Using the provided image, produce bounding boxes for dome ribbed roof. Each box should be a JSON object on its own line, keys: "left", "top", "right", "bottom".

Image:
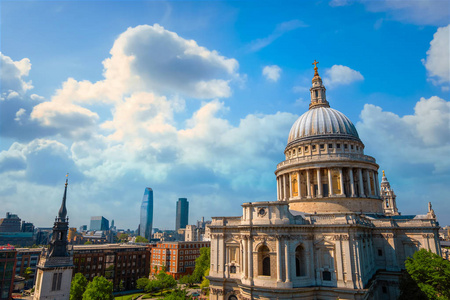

{"left": 288, "top": 107, "right": 360, "bottom": 144}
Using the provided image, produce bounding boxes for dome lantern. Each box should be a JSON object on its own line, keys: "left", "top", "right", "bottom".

{"left": 309, "top": 60, "right": 329, "bottom": 110}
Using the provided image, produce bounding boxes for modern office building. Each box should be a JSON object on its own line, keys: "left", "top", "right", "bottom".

{"left": 139, "top": 188, "right": 153, "bottom": 240}
{"left": 15, "top": 248, "right": 41, "bottom": 289}
{"left": 0, "top": 246, "right": 16, "bottom": 300}
{"left": 90, "top": 216, "right": 109, "bottom": 231}
{"left": 0, "top": 213, "right": 21, "bottom": 232}
{"left": 175, "top": 198, "right": 189, "bottom": 231}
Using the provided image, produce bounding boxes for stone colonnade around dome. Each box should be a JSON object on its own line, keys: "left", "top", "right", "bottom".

{"left": 276, "top": 167, "right": 380, "bottom": 201}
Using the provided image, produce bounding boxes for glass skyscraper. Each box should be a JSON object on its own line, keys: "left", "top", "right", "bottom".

{"left": 90, "top": 216, "right": 109, "bottom": 231}
{"left": 140, "top": 188, "right": 153, "bottom": 240}
{"left": 175, "top": 198, "right": 189, "bottom": 231}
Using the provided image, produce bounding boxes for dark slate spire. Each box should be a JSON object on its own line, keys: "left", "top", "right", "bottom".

{"left": 48, "top": 174, "right": 70, "bottom": 258}
{"left": 58, "top": 174, "right": 68, "bottom": 221}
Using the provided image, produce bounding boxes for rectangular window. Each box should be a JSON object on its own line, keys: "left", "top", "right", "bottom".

{"left": 57, "top": 273, "right": 62, "bottom": 290}
{"left": 305, "top": 146, "right": 308, "bottom": 152}
{"left": 378, "top": 249, "right": 383, "bottom": 256}
{"left": 336, "top": 144, "right": 341, "bottom": 149}
{"left": 344, "top": 144, "right": 348, "bottom": 149}
{"left": 328, "top": 144, "right": 333, "bottom": 148}
{"left": 51, "top": 273, "right": 58, "bottom": 291}
{"left": 312, "top": 145, "right": 316, "bottom": 150}
{"left": 351, "top": 145, "right": 354, "bottom": 150}
{"left": 320, "top": 144, "right": 324, "bottom": 149}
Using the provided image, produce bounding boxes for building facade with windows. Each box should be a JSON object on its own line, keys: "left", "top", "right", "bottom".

{"left": 15, "top": 248, "right": 41, "bottom": 289}
{"left": 0, "top": 247, "right": 16, "bottom": 300}
{"left": 150, "top": 241, "right": 210, "bottom": 279}
{"left": 72, "top": 244, "right": 150, "bottom": 291}
{"left": 140, "top": 187, "right": 154, "bottom": 241}
{"left": 90, "top": 216, "right": 109, "bottom": 231}
{"left": 175, "top": 198, "right": 189, "bottom": 231}
{"left": 208, "top": 64, "right": 441, "bottom": 300}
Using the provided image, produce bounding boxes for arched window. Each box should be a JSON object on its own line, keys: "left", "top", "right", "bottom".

{"left": 230, "top": 265, "right": 236, "bottom": 274}
{"left": 295, "top": 245, "right": 306, "bottom": 277}
{"left": 228, "top": 296, "right": 238, "bottom": 300}
{"left": 258, "top": 245, "right": 271, "bottom": 276}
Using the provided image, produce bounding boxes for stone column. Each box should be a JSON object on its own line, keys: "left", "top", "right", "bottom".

{"left": 306, "top": 170, "right": 311, "bottom": 198}
{"left": 374, "top": 171, "right": 380, "bottom": 197}
{"left": 349, "top": 168, "right": 356, "bottom": 197}
{"left": 297, "top": 171, "right": 301, "bottom": 198}
{"left": 277, "top": 177, "right": 280, "bottom": 201}
{"left": 248, "top": 238, "right": 253, "bottom": 281}
{"left": 225, "top": 245, "right": 229, "bottom": 278}
{"left": 317, "top": 169, "right": 323, "bottom": 197}
{"left": 276, "top": 236, "right": 282, "bottom": 282}
{"left": 285, "top": 239, "right": 291, "bottom": 282}
{"left": 289, "top": 173, "right": 292, "bottom": 200}
{"left": 284, "top": 174, "right": 289, "bottom": 201}
{"left": 242, "top": 238, "right": 247, "bottom": 278}
{"left": 366, "top": 170, "right": 372, "bottom": 196}
{"left": 328, "top": 168, "right": 334, "bottom": 197}
{"left": 358, "top": 168, "right": 365, "bottom": 197}
{"left": 339, "top": 168, "right": 345, "bottom": 196}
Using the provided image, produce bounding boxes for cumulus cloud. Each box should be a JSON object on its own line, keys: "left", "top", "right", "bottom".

{"left": 358, "top": 96, "right": 450, "bottom": 174}
{"left": 422, "top": 25, "right": 450, "bottom": 90}
{"left": 248, "top": 20, "right": 308, "bottom": 52}
{"left": 0, "top": 53, "right": 33, "bottom": 97}
{"left": 262, "top": 65, "right": 282, "bottom": 82}
{"left": 323, "top": 65, "right": 364, "bottom": 88}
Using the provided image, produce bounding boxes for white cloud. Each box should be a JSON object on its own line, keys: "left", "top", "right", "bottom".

{"left": 0, "top": 53, "right": 33, "bottom": 97}
{"left": 422, "top": 25, "right": 450, "bottom": 89}
{"left": 262, "top": 65, "right": 282, "bottom": 82}
{"left": 323, "top": 65, "right": 364, "bottom": 88}
{"left": 358, "top": 96, "right": 450, "bottom": 173}
{"left": 14, "top": 108, "right": 26, "bottom": 122}
{"left": 248, "top": 20, "right": 308, "bottom": 52}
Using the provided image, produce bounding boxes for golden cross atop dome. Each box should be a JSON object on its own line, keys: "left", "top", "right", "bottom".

{"left": 382, "top": 170, "right": 385, "bottom": 177}
{"left": 312, "top": 60, "right": 319, "bottom": 75}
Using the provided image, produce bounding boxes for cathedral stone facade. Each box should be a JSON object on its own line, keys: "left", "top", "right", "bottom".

{"left": 208, "top": 62, "right": 441, "bottom": 300}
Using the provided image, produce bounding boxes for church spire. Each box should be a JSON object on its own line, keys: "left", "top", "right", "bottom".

{"left": 58, "top": 173, "right": 68, "bottom": 221}
{"left": 309, "top": 60, "right": 330, "bottom": 110}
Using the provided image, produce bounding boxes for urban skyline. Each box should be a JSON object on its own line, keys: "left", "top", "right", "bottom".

{"left": 0, "top": 1, "right": 449, "bottom": 230}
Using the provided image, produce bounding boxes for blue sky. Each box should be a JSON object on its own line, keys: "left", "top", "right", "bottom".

{"left": 1, "top": 0, "right": 449, "bottom": 231}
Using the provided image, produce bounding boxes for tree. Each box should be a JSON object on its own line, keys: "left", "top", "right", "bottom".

{"left": 82, "top": 276, "right": 114, "bottom": 300}
{"left": 403, "top": 249, "right": 450, "bottom": 300}
{"left": 179, "top": 275, "right": 196, "bottom": 287}
{"left": 144, "top": 279, "right": 162, "bottom": 294}
{"left": 118, "top": 280, "right": 125, "bottom": 292}
{"left": 398, "top": 270, "right": 428, "bottom": 300}
{"left": 200, "top": 268, "right": 210, "bottom": 290}
{"left": 24, "top": 267, "right": 33, "bottom": 281}
{"left": 135, "top": 236, "right": 149, "bottom": 243}
{"left": 70, "top": 273, "right": 88, "bottom": 300}
{"left": 118, "top": 233, "right": 129, "bottom": 243}
{"left": 163, "top": 288, "right": 192, "bottom": 300}
{"left": 136, "top": 277, "right": 150, "bottom": 290}
{"left": 84, "top": 241, "right": 92, "bottom": 245}
{"left": 192, "top": 247, "right": 210, "bottom": 282}
{"left": 156, "top": 269, "right": 177, "bottom": 289}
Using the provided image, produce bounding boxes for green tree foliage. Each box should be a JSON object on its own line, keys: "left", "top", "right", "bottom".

{"left": 179, "top": 275, "right": 196, "bottom": 287}
{"left": 156, "top": 269, "right": 177, "bottom": 289}
{"left": 24, "top": 267, "right": 33, "bottom": 281}
{"left": 144, "top": 279, "right": 162, "bottom": 294}
{"left": 70, "top": 273, "right": 88, "bottom": 300}
{"left": 399, "top": 270, "right": 428, "bottom": 300}
{"left": 118, "top": 233, "right": 129, "bottom": 243}
{"left": 135, "top": 236, "right": 149, "bottom": 243}
{"left": 84, "top": 241, "right": 92, "bottom": 245}
{"left": 403, "top": 249, "right": 450, "bottom": 300}
{"left": 136, "top": 277, "right": 150, "bottom": 290}
{"left": 82, "top": 276, "right": 114, "bottom": 300}
{"left": 118, "top": 280, "right": 125, "bottom": 292}
{"left": 200, "top": 268, "right": 210, "bottom": 290}
{"left": 163, "top": 288, "right": 192, "bottom": 300}
{"left": 192, "top": 247, "right": 210, "bottom": 282}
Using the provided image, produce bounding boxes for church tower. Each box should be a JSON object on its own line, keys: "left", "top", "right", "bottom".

{"left": 380, "top": 170, "right": 399, "bottom": 216}
{"left": 34, "top": 175, "right": 73, "bottom": 300}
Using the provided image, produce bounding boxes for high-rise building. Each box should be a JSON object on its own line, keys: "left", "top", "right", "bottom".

{"left": 0, "top": 213, "right": 21, "bottom": 232}
{"left": 175, "top": 198, "right": 189, "bottom": 231}
{"left": 90, "top": 216, "right": 109, "bottom": 231}
{"left": 139, "top": 188, "right": 153, "bottom": 240}
{"left": 34, "top": 175, "right": 73, "bottom": 300}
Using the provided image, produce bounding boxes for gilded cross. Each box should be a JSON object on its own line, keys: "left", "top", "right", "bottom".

{"left": 312, "top": 60, "right": 319, "bottom": 68}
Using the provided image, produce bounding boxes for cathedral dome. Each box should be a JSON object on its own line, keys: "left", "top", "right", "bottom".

{"left": 287, "top": 106, "right": 360, "bottom": 144}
